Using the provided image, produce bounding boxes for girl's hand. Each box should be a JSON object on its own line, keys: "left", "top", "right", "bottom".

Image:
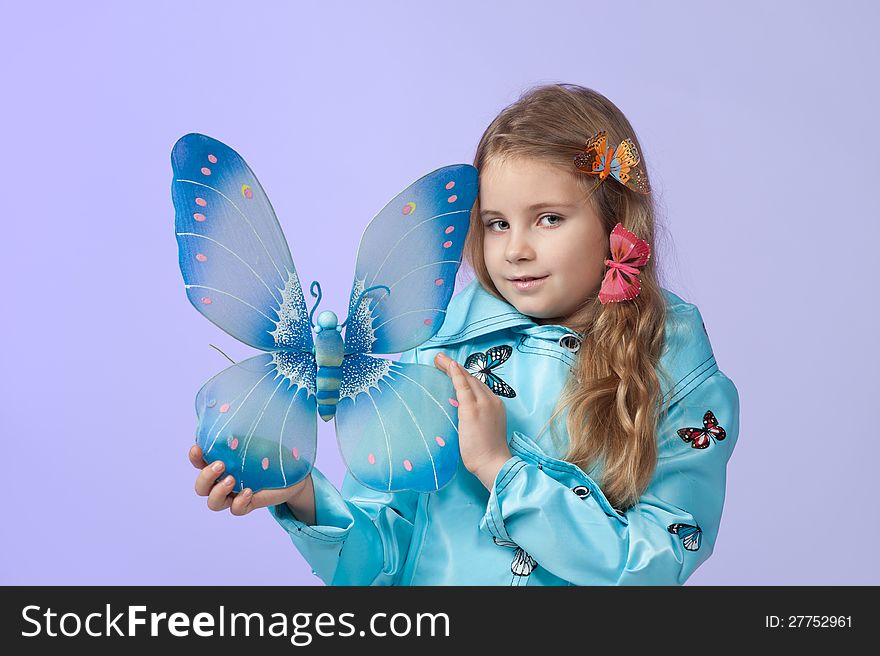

{"left": 434, "top": 352, "right": 512, "bottom": 490}
{"left": 188, "top": 444, "right": 312, "bottom": 516}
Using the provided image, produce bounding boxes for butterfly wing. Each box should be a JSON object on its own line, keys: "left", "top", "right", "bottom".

{"left": 484, "top": 344, "right": 513, "bottom": 369}
{"left": 194, "top": 352, "right": 317, "bottom": 493}
{"left": 492, "top": 537, "right": 518, "bottom": 549}
{"left": 334, "top": 354, "right": 459, "bottom": 492}
{"left": 574, "top": 131, "right": 607, "bottom": 174}
{"left": 484, "top": 372, "right": 516, "bottom": 398}
{"left": 172, "top": 134, "right": 313, "bottom": 352}
{"left": 610, "top": 223, "right": 651, "bottom": 268}
{"left": 609, "top": 139, "right": 650, "bottom": 193}
{"left": 463, "top": 351, "right": 488, "bottom": 376}
{"left": 703, "top": 410, "right": 727, "bottom": 442}
{"left": 668, "top": 523, "right": 703, "bottom": 551}
{"left": 598, "top": 268, "right": 640, "bottom": 304}
{"left": 511, "top": 548, "right": 538, "bottom": 576}
{"left": 677, "top": 426, "right": 709, "bottom": 449}
{"left": 343, "top": 165, "right": 478, "bottom": 355}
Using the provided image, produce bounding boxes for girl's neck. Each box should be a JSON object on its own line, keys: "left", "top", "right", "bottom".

{"left": 534, "top": 303, "right": 598, "bottom": 335}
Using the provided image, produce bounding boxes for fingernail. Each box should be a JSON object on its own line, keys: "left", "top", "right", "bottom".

{"left": 243, "top": 488, "right": 253, "bottom": 497}
{"left": 223, "top": 475, "right": 234, "bottom": 485}
{"left": 212, "top": 462, "right": 224, "bottom": 473}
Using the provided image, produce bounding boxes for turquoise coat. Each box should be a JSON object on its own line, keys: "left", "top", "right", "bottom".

{"left": 268, "top": 280, "right": 740, "bottom": 585}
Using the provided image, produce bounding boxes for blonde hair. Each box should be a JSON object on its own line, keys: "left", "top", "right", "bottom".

{"left": 464, "top": 84, "right": 669, "bottom": 509}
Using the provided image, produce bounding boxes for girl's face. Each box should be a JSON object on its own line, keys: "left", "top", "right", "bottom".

{"left": 479, "top": 156, "right": 608, "bottom": 326}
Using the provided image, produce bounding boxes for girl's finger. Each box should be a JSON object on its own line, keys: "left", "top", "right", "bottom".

{"left": 188, "top": 444, "right": 207, "bottom": 470}
{"left": 230, "top": 488, "right": 254, "bottom": 516}
{"left": 449, "top": 357, "right": 494, "bottom": 403}
{"left": 446, "top": 358, "right": 477, "bottom": 405}
{"left": 207, "top": 474, "right": 236, "bottom": 511}
{"left": 195, "top": 460, "right": 226, "bottom": 496}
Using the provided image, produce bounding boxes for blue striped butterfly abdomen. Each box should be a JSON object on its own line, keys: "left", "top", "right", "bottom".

{"left": 314, "top": 310, "right": 344, "bottom": 421}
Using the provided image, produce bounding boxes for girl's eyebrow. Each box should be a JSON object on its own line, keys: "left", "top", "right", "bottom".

{"left": 527, "top": 201, "right": 577, "bottom": 211}
{"left": 480, "top": 201, "right": 577, "bottom": 217}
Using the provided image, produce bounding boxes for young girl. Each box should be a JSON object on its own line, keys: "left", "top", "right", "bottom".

{"left": 189, "top": 84, "right": 740, "bottom": 585}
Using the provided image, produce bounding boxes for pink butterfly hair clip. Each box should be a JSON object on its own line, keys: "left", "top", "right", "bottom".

{"left": 598, "top": 223, "right": 651, "bottom": 305}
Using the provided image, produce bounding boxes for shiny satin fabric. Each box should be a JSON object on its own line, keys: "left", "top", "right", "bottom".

{"left": 269, "top": 281, "right": 740, "bottom": 585}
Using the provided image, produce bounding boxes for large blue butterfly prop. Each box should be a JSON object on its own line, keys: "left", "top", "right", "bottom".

{"left": 172, "top": 134, "right": 477, "bottom": 494}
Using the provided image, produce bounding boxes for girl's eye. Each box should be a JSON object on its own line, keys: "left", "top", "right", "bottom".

{"left": 540, "top": 214, "right": 563, "bottom": 227}
{"left": 486, "top": 220, "right": 509, "bottom": 232}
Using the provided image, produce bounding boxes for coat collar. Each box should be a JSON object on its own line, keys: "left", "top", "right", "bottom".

{"left": 424, "top": 279, "right": 585, "bottom": 347}
{"left": 424, "top": 281, "right": 717, "bottom": 398}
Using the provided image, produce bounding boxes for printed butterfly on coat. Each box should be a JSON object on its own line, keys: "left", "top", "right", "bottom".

{"left": 677, "top": 410, "right": 727, "bottom": 449}
{"left": 172, "top": 133, "right": 478, "bottom": 494}
{"left": 464, "top": 345, "right": 516, "bottom": 397}
{"left": 667, "top": 523, "right": 703, "bottom": 551}
{"left": 493, "top": 537, "right": 538, "bottom": 577}
{"left": 573, "top": 130, "right": 650, "bottom": 194}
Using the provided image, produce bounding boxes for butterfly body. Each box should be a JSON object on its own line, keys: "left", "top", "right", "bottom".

{"left": 173, "top": 133, "right": 478, "bottom": 493}
{"left": 594, "top": 146, "right": 617, "bottom": 180}
{"left": 314, "top": 310, "right": 344, "bottom": 421}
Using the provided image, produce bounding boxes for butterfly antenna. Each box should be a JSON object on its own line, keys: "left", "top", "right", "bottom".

{"left": 308, "top": 281, "right": 323, "bottom": 328}
{"left": 340, "top": 284, "right": 391, "bottom": 328}
{"left": 208, "top": 343, "right": 236, "bottom": 365}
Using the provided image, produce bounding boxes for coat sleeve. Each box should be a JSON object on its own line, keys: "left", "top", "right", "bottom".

{"left": 479, "top": 369, "right": 740, "bottom": 585}
{"left": 267, "top": 349, "right": 422, "bottom": 586}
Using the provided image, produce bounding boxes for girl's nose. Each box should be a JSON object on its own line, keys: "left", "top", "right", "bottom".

{"left": 505, "top": 232, "right": 535, "bottom": 262}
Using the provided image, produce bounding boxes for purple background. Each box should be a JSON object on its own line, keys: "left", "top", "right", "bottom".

{"left": 3, "top": 1, "right": 877, "bottom": 585}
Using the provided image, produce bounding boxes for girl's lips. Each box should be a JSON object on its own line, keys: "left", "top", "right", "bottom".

{"left": 509, "top": 275, "right": 548, "bottom": 291}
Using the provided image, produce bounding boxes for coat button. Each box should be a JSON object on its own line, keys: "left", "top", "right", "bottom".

{"left": 558, "top": 334, "right": 582, "bottom": 352}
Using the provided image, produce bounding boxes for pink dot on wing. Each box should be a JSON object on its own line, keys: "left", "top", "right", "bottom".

{"left": 201, "top": 167, "right": 211, "bottom": 175}
{"left": 434, "top": 278, "right": 443, "bottom": 286}
{"left": 208, "top": 154, "right": 218, "bottom": 163}
{"left": 368, "top": 453, "right": 376, "bottom": 465}
{"left": 435, "top": 436, "right": 446, "bottom": 447}
{"left": 447, "top": 194, "right": 458, "bottom": 203}
{"left": 292, "top": 447, "right": 299, "bottom": 460}
{"left": 445, "top": 226, "right": 454, "bottom": 234}
{"left": 442, "top": 240, "right": 452, "bottom": 248}
{"left": 195, "top": 253, "right": 207, "bottom": 262}
{"left": 230, "top": 437, "right": 239, "bottom": 450}
{"left": 449, "top": 398, "right": 459, "bottom": 408}
{"left": 219, "top": 403, "right": 230, "bottom": 413}
{"left": 446, "top": 181, "right": 455, "bottom": 190}
{"left": 261, "top": 457, "right": 269, "bottom": 470}
{"left": 194, "top": 213, "right": 206, "bottom": 222}
{"left": 403, "top": 459, "right": 413, "bottom": 471}
{"left": 195, "top": 197, "right": 207, "bottom": 207}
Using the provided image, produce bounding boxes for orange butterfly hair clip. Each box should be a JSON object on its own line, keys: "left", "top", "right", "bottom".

{"left": 573, "top": 131, "right": 650, "bottom": 194}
